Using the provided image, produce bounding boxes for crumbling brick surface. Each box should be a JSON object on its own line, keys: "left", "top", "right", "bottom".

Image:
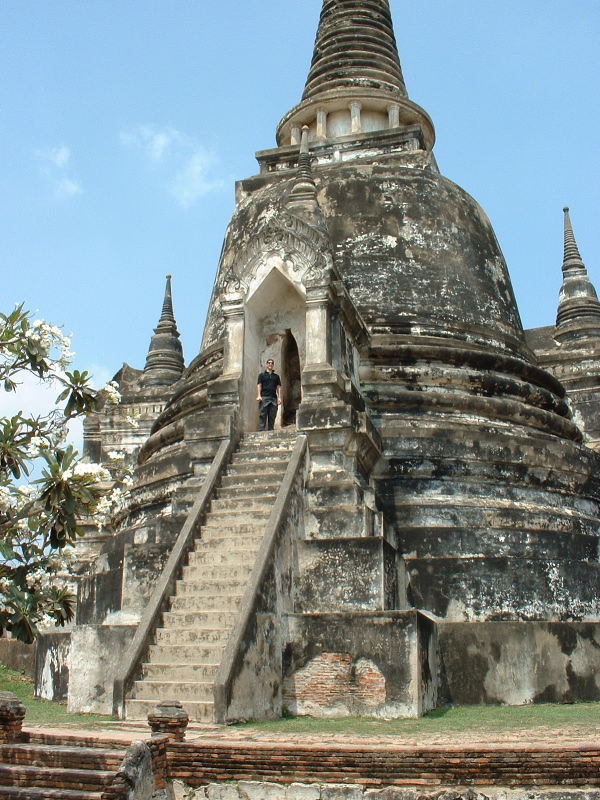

{"left": 165, "top": 742, "right": 600, "bottom": 789}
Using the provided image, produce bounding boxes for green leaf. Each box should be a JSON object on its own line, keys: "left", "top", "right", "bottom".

{"left": 0, "top": 541, "right": 17, "bottom": 561}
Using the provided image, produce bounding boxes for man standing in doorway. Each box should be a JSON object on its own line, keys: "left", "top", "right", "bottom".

{"left": 257, "top": 359, "right": 282, "bottom": 431}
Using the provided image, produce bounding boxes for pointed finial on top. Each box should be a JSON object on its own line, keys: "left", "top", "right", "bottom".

{"left": 562, "top": 206, "right": 585, "bottom": 275}
{"left": 160, "top": 274, "right": 176, "bottom": 323}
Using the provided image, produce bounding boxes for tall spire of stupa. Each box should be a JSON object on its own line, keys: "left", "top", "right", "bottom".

{"left": 555, "top": 208, "right": 600, "bottom": 343}
{"left": 303, "top": 0, "right": 407, "bottom": 101}
{"left": 141, "top": 275, "right": 185, "bottom": 387}
{"left": 276, "top": 0, "right": 434, "bottom": 149}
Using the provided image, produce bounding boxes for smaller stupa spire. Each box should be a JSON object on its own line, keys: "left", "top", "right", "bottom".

{"left": 141, "top": 275, "right": 185, "bottom": 387}
{"left": 555, "top": 208, "right": 600, "bottom": 343}
{"left": 289, "top": 126, "right": 318, "bottom": 203}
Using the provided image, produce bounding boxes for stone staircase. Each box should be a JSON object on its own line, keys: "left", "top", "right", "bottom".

{"left": 0, "top": 737, "right": 127, "bottom": 799}
{"left": 124, "top": 429, "right": 297, "bottom": 722}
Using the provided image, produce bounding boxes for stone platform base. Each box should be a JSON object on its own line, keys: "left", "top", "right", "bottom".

{"left": 172, "top": 786, "right": 600, "bottom": 800}
{"left": 439, "top": 621, "right": 600, "bottom": 705}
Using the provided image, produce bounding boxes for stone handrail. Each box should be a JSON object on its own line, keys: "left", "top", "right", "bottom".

{"left": 112, "top": 437, "right": 236, "bottom": 717}
{"left": 213, "top": 434, "right": 307, "bottom": 723}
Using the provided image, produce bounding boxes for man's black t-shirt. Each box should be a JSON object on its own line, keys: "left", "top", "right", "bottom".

{"left": 257, "top": 371, "right": 281, "bottom": 401}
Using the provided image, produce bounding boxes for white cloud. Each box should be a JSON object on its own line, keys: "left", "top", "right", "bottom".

{"left": 35, "top": 145, "right": 83, "bottom": 199}
{"left": 56, "top": 176, "right": 83, "bottom": 198}
{"left": 36, "top": 145, "right": 71, "bottom": 168}
{"left": 121, "top": 124, "right": 222, "bottom": 208}
{"left": 170, "top": 151, "right": 223, "bottom": 209}
{"left": 119, "top": 125, "right": 179, "bottom": 162}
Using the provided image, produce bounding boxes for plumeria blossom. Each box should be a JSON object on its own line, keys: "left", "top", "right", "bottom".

{"left": 100, "top": 381, "right": 121, "bottom": 405}
{"left": 0, "top": 305, "right": 132, "bottom": 642}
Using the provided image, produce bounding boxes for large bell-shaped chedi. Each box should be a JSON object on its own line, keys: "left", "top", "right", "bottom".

{"left": 132, "top": 0, "right": 600, "bottom": 712}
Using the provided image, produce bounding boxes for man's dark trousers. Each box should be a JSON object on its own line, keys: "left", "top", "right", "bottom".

{"left": 259, "top": 399, "right": 278, "bottom": 431}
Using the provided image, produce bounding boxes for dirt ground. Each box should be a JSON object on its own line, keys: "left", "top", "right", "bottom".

{"left": 24, "top": 718, "right": 600, "bottom": 750}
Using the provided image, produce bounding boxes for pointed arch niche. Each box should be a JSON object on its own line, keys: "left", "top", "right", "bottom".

{"left": 242, "top": 262, "right": 306, "bottom": 432}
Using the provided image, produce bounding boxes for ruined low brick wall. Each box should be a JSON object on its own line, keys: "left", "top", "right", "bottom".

{"left": 166, "top": 742, "right": 600, "bottom": 789}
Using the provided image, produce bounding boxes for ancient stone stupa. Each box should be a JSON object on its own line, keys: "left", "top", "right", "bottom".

{"left": 38, "top": 0, "right": 600, "bottom": 721}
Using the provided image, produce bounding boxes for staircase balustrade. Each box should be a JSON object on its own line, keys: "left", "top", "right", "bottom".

{"left": 213, "top": 434, "right": 308, "bottom": 723}
{"left": 112, "top": 437, "right": 238, "bottom": 718}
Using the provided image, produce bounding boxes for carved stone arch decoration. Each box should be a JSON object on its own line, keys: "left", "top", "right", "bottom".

{"left": 227, "top": 202, "right": 334, "bottom": 294}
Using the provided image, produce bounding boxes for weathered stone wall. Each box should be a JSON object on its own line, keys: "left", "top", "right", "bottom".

{"left": 439, "top": 621, "right": 600, "bottom": 705}
{"left": 76, "top": 505, "right": 186, "bottom": 626}
{"left": 294, "top": 539, "right": 398, "bottom": 613}
{"left": 67, "top": 625, "right": 136, "bottom": 714}
{"left": 35, "top": 631, "right": 71, "bottom": 702}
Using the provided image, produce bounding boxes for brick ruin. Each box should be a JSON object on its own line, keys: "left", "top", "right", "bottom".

{"left": 35, "top": 0, "right": 600, "bottom": 722}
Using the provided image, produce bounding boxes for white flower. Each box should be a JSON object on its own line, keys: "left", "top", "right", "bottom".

{"left": 107, "top": 450, "right": 126, "bottom": 462}
{"left": 26, "top": 435, "right": 46, "bottom": 458}
{"left": 71, "top": 462, "right": 111, "bottom": 482}
{"left": 100, "top": 381, "right": 121, "bottom": 405}
{"left": 122, "top": 410, "right": 139, "bottom": 428}
{"left": 0, "top": 486, "right": 14, "bottom": 512}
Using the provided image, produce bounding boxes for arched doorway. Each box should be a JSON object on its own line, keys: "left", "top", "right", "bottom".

{"left": 242, "top": 265, "right": 305, "bottom": 432}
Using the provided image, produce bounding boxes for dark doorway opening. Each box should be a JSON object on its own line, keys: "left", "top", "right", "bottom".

{"left": 282, "top": 329, "right": 301, "bottom": 427}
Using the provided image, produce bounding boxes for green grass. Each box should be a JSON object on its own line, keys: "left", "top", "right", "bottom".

{"left": 238, "top": 702, "right": 600, "bottom": 738}
{"left": 1, "top": 663, "right": 598, "bottom": 738}
{"left": 0, "top": 665, "right": 113, "bottom": 729}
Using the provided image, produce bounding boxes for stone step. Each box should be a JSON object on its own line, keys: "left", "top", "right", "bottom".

{"left": 215, "top": 484, "right": 279, "bottom": 500}
{"left": 199, "top": 520, "right": 266, "bottom": 535}
{"left": 169, "top": 593, "right": 242, "bottom": 612}
{"left": 161, "top": 610, "right": 237, "bottom": 628}
{"left": 226, "top": 458, "right": 290, "bottom": 473}
{"left": 186, "top": 549, "right": 259, "bottom": 567}
{"left": 0, "top": 789, "right": 103, "bottom": 800}
{"left": 243, "top": 430, "right": 297, "bottom": 442}
{"left": 227, "top": 460, "right": 289, "bottom": 475}
{"left": 238, "top": 434, "right": 296, "bottom": 449}
{"left": 154, "top": 627, "right": 230, "bottom": 646}
{"left": 211, "top": 496, "right": 276, "bottom": 512}
{"left": 148, "top": 643, "right": 225, "bottom": 663}
{"left": 0, "top": 764, "right": 114, "bottom": 792}
{"left": 134, "top": 680, "right": 213, "bottom": 702}
{"left": 181, "top": 564, "right": 255, "bottom": 582}
{"left": 203, "top": 507, "right": 271, "bottom": 522}
{"left": 142, "top": 662, "right": 219, "bottom": 682}
{"left": 125, "top": 697, "right": 214, "bottom": 723}
{"left": 0, "top": 745, "right": 125, "bottom": 770}
{"left": 174, "top": 578, "right": 247, "bottom": 596}
{"left": 196, "top": 533, "right": 265, "bottom": 551}
{"left": 220, "top": 474, "right": 282, "bottom": 490}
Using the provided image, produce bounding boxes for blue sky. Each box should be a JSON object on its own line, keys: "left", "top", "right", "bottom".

{"left": 1, "top": 0, "right": 599, "bottom": 390}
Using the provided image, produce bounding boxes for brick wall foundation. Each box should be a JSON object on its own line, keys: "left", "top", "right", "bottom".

{"left": 166, "top": 742, "right": 600, "bottom": 789}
